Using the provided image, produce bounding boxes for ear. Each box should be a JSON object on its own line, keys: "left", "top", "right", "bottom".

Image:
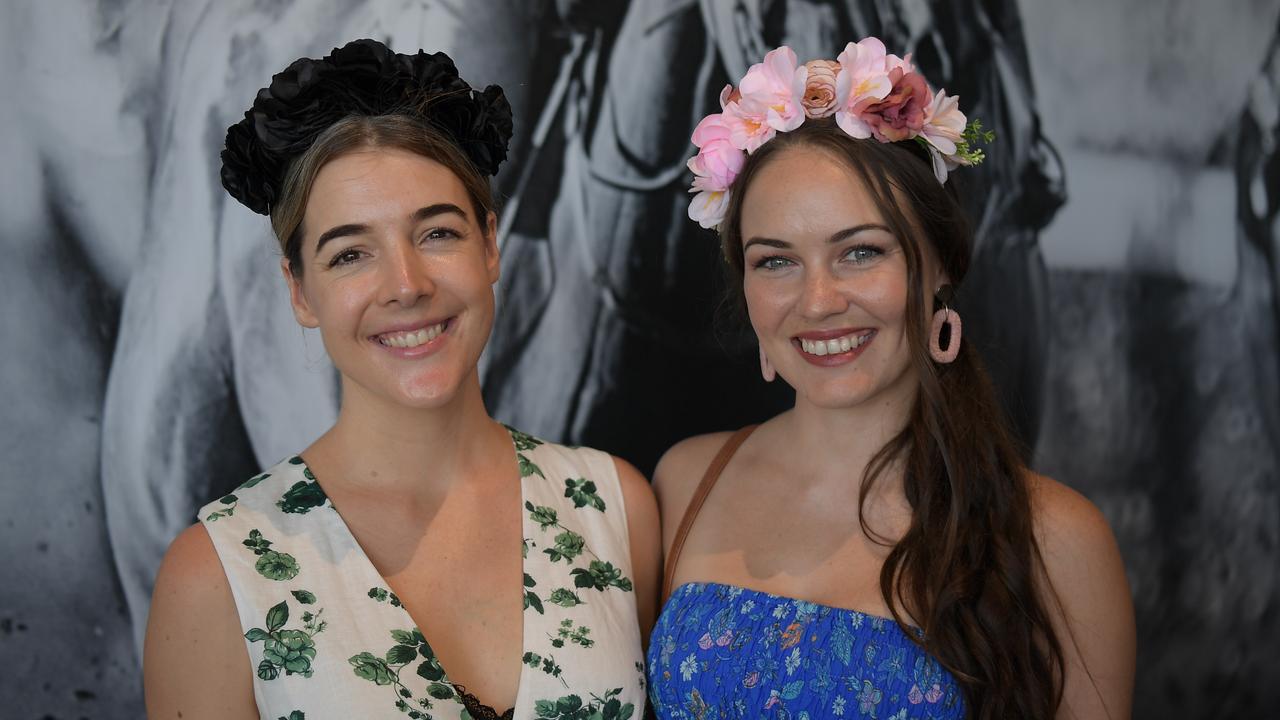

{"left": 483, "top": 210, "right": 500, "bottom": 284}
{"left": 281, "top": 258, "right": 320, "bottom": 328}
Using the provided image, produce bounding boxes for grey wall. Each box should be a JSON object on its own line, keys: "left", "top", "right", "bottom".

{"left": 1, "top": 0, "right": 1276, "bottom": 717}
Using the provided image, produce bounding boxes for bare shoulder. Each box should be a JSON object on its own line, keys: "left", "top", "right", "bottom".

{"left": 611, "top": 456, "right": 662, "bottom": 640}
{"left": 145, "top": 523, "right": 257, "bottom": 718}
{"left": 1028, "top": 472, "right": 1123, "bottom": 570}
{"left": 651, "top": 431, "right": 736, "bottom": 552}
{"left": 1027, "top": 472, "right": 1136, "bottom": 719}
{"left": 610, "top": 454, "right": 660, "bottom": 546}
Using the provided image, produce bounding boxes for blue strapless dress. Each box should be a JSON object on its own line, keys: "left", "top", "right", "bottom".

{"left": 647, "top": 582, "right": 967, "bottom": 719}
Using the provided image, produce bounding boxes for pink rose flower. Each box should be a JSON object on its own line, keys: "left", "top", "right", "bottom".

{"left": 722, "top": 99, "right": 776, "bottom": 154}
{"left": 689, "top": 113, "right": 745, "bottom": 189}
{"left": 801, "top": 60, "right": 840, "bottom": 118}
{"left": 921, "top": 88, "right": 967, "bottom": 155}
{"left": 861, "top": 69, "right": 931, "bottom": 143}
{"left": 738, "top": 46, "right": 806, "bottom": 134}
{"left": 834, "top": 38, "right": 893, "bottom": 138}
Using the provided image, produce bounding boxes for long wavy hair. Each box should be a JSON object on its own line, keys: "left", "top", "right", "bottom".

{"left": 718, "top": 118, "right": 1065, "bottom": 719}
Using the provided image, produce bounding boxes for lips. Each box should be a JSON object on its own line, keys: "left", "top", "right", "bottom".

{"left": 371, "top": 318, "right": 452, "bottom": 354}
{"left": 791, "top": 328, "right": 876, "bottom": 366}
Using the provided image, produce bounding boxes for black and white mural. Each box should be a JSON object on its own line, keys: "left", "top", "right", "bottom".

{"left": 1, "top": 0, "right": 1276, "bottom": 717}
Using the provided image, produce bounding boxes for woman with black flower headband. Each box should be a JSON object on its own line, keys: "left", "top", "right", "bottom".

{"left": 648, "top": 42, "right": 1134, "bottom": 719}
{"left": 143, "top": 39, "right": 658, "bottom": 720}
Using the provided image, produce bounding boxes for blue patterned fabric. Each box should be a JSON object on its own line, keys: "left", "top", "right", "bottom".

{"left": 647, "top": 582, "right": 967, "bottom": 719}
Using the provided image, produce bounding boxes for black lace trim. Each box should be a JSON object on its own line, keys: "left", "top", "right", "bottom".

{"left": 452, "top": 683, "right": 514, "bottom": 720}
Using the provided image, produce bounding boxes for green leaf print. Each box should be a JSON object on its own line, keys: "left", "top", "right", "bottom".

{"left": 277, "top": 712, "right": 304, "bottom": 720}
{"left": 386, "top": 644, "right": 418, "bottom": 664}
{"left": 526, "top": 501, "right": 559, "bottom": 530}
{"left": 245, "top": 599, "right": 325, "bottom": 680}
{"left": 563, "top": 478, "right": 606, "bottom": 512}
{"left": 256, "top": 552, "right": 300, "bottom": 581}
{"left": 205, "top": 493, "right": 239, "bottom": 521}
{"left": 291, "top": 589, "right": 317, "bottom": 605}
{"left": 570, "top": 561, "right": 633, "bottom": 593}
{"left": 544, "top": 530, "right": 586, "bottom": 563}
{"left": 533, "top": 689, "right": 633, "bottom": 720}
{"left": 242, "top": 530, "right": 300, "bottom": 581}
{"left": 266, "top": 601, "right": 289, "bottom": 631}
{"left": 506, "top": 425, "right": 544, "bottom": 452}
{"left": 518, "top": 453, "right": 546, "bottom": 479}
{"left": 369, "top": 587, "right": 405, "bottom": 607}
{"left": 349, "top": 652, "right": 395, "bottom": 685}
{"left": 547, "top": 588, "right": 584, "bottom": 608}
{"left": 426, "top": 682, "right": 456, "bottom": 700}
{"left": 416, "top": 653, "right": 446, "bottom": 681}
{"left": 524, "top": 572, "right": 545, "bottom": 614}
{"left": 550, "top": 619, "right": 593, "bottom": 649}
{"left": 277, "top": 478, "right": 327, "bottom": 514}
{"left": 240, "top": 471, "right": 271, "bottom": 490}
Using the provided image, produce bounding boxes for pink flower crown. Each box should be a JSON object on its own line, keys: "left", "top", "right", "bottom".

{"left": 687, "top": 38, "right": 991, "bottom": 229}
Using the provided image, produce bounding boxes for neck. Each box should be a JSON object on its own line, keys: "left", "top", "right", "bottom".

{"left": 781, "top": 371, "right": 918, "bottom": 490}
{"left": 314, "top": 369, "right": 506, "bottom": 495}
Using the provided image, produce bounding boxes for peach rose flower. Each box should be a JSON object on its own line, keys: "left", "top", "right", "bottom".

{"left": 801, "top": 60, "right": 840, "bottom": 118}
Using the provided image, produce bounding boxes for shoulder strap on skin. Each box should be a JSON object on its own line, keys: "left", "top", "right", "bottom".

{"left": 660, "top": 425, "right": 759, "bottom": 603}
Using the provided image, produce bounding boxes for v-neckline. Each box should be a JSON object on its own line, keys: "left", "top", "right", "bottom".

{"left": 293, "top": 429, "right": 529, "bottom": 716}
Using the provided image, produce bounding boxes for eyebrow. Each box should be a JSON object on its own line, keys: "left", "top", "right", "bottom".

{"left": 743, "top": 223, "right": 892, "bottom": 251}
{"left": 313, "top": 203, "right": 470, "bottom": 254}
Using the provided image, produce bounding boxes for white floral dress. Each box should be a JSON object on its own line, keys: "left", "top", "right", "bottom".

{"left": 199, "top": 426, "right": 645, "bottom": 720}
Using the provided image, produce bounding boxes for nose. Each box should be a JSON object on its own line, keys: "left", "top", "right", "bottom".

{"left": 379, "top": 239, "right": 435, "bottom": 307}
{"left": 797, "top": 266, "right": 847, "bottom": 319}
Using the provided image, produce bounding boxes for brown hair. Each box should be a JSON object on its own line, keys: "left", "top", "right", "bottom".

{"left": 720, "top": 119, "right": 1065, "bottom": 719}
{"left": 270, "top": 114, "right": 497, "bottom": 275}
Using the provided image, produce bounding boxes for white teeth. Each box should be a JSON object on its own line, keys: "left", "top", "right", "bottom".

{"left": 798, "top": 332, "right": 872, "bottom": 356}
{"left": 379, "top": 322, "right": 446, "bottom": 348}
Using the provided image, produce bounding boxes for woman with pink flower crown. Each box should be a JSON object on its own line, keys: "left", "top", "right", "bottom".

{"left": 647, "top": 39, "right": 1135, "bottom": 719}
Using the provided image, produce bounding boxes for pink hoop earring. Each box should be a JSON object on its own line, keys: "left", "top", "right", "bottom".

{"left": 759, "top": 346, "right": 776, "bottom": 382}
{"left": 929, "top": 306, "right": 962, "bottom": 364}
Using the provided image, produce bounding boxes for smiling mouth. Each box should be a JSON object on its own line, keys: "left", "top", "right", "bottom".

{"left": 374, "top": 319, "right": 450, "bottom": 348}
{"left": 796, "top": 330, "right": 874, "bottom": 357}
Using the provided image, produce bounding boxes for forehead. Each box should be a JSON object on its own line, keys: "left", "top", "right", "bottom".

{"left": 304, "top": 147, "right": 472, "bottom": 227}
{"left": 739, "top": 146, "right": 885, "bottom": 241}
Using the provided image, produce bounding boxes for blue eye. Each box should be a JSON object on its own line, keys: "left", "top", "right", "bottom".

{"left": 845, "top": 245, "right": 883, "bottom": 264}
{"left": 753, "top": 256, "right": 793, "bottom": 270}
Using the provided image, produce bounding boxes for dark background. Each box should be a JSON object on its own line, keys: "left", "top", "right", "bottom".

{"left": 2, "top": 0, "right": 1277, "bottom": 717}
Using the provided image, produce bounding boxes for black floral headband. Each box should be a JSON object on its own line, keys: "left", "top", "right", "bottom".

{"left": 220, "top": 38, "right": 514, "bottom": 215}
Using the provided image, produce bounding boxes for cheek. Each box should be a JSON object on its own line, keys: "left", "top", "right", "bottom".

{"left": 743, "top": 275, "right": 793, "bottom": 332}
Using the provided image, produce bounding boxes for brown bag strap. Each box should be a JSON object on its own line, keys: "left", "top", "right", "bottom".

{"left": 660, "top": 425, "right": 759, "bottom": 603}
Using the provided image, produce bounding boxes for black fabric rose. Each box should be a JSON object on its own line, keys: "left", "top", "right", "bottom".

{"left": 220, "top": 39, "right": 513, "bottom": 215}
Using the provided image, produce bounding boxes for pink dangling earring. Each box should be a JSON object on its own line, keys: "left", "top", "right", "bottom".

{"left": 929, "top": 285, "right": 962, "bottom": 364}
{"left": 759, "top": 346, "right": 776, "bottom": 382}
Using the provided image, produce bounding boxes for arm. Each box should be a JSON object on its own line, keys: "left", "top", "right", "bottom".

{"left": 613, "top": 456, "right": 662, "bottom": 644}
{"left": 144, "top": 524, "right": 258, "bottom": 719}
{"left": 1032, "top": 475, "right": 1136, "bottom": 720}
